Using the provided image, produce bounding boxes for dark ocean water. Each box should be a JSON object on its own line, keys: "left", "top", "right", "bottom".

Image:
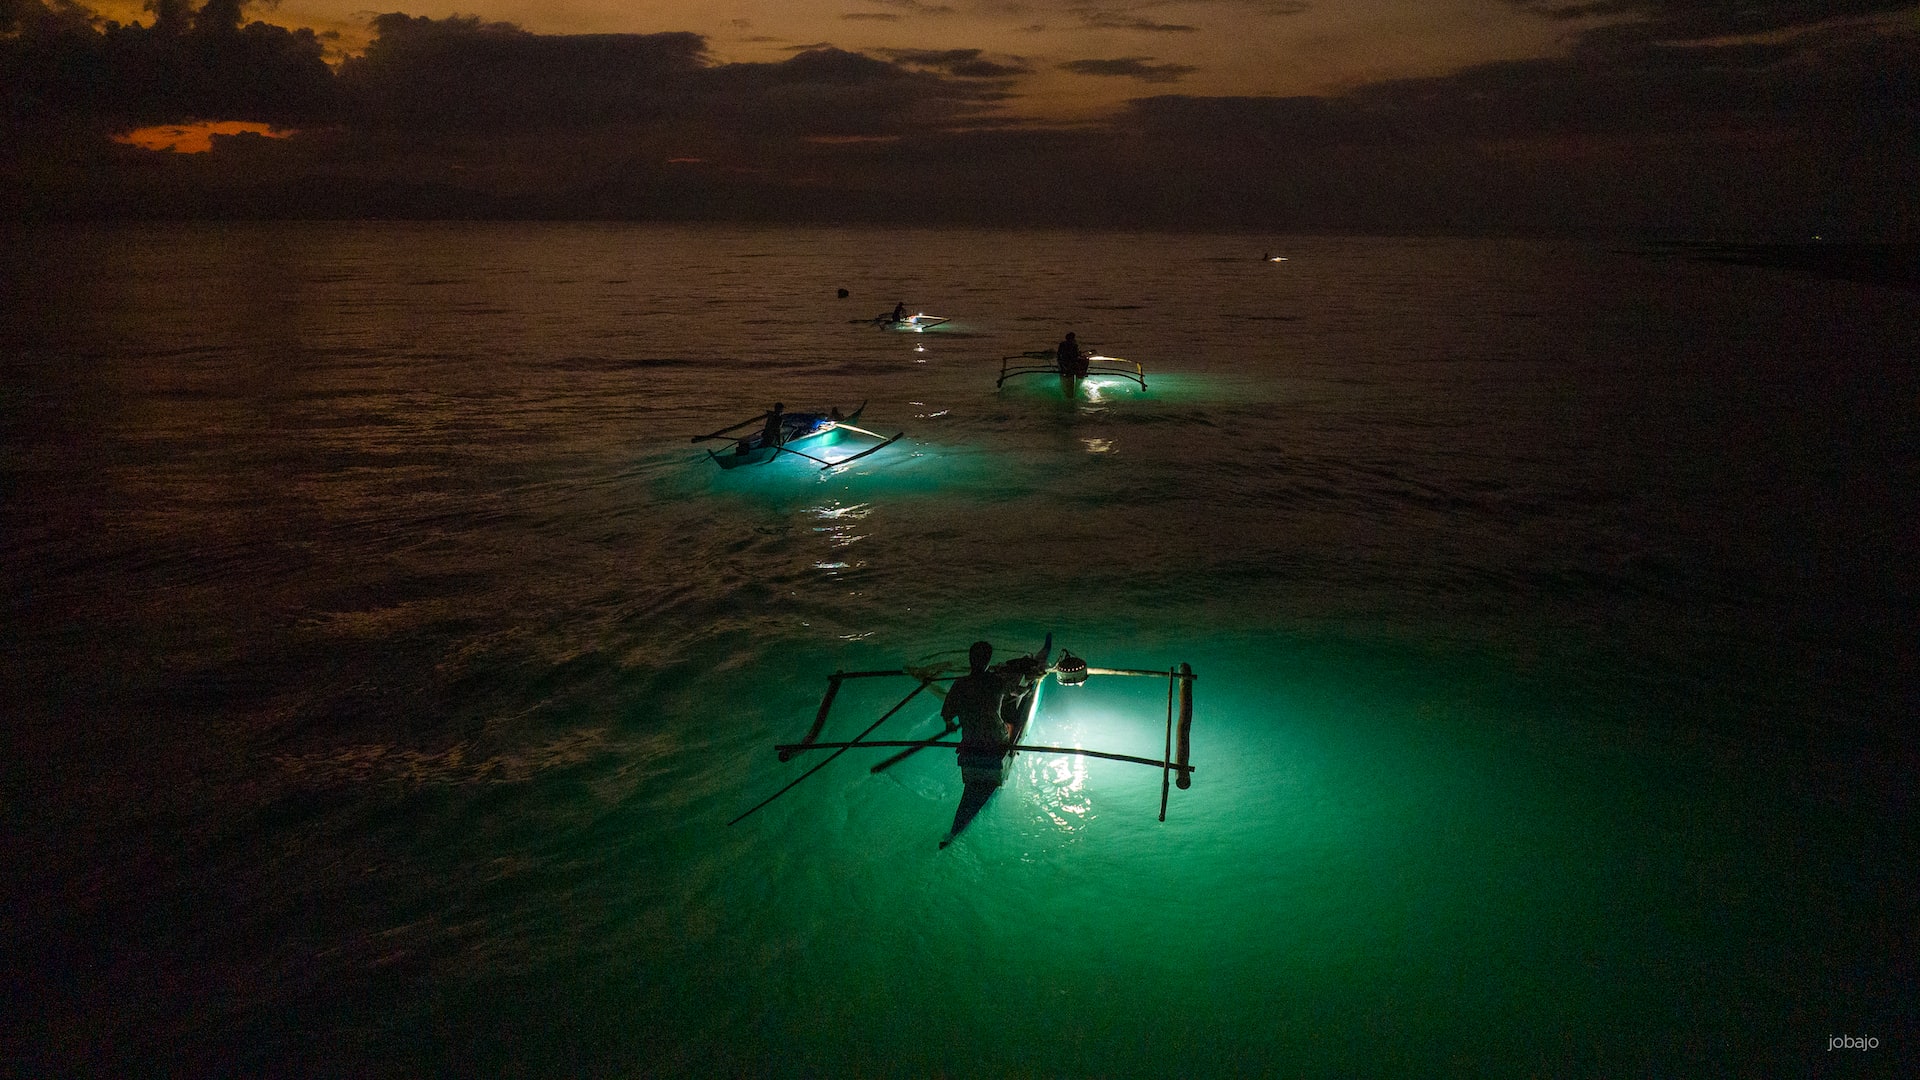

{"left": 3, "top": 224, "right": 1915, "bottom": 1077}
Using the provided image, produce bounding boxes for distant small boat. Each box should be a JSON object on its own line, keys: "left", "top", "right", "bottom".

{"left": 689, "top": 402, "right": 902, "bottom": 470}
{"left": 860, "top": 312, "right": 949, "bottom": 332}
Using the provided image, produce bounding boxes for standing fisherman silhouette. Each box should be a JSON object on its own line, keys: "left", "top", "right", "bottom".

{"left": 939, "top": 636, "right": 1052, "bottom": 847}
{"left": 1057, "top": 332, "right": 1089, "bottom": 378}
{"left": 760, "top": 402, "right": 786, "bottom": 448}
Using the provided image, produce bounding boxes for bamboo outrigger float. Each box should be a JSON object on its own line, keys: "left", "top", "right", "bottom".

{"left": 996, "top": 350, "right": 1147, "bottom": 393}
{"left": 727, "top": 641, "right": 1196, "bottom": 846}
{"left": 689, "top": 401, "right": 904, "bottom": 471}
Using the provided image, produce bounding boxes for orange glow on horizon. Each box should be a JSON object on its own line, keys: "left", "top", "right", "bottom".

{"left": 113, "top": 122, "right": 297, "bottom": 153}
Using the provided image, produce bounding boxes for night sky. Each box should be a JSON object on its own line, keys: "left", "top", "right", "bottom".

{"left": 5, "top": 1, "right": 1918, "bottom": 233}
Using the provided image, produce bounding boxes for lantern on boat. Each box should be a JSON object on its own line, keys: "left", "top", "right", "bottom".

{"left": 1055, "top": 651, "right": 1089, "bottom": 686}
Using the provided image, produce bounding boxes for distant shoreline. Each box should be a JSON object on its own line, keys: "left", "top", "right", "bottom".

{"left": 1647, "top": 240, "right": 1920, "bottom": 292}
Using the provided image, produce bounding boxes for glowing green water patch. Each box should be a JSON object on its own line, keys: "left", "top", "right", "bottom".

{"left": 996, "top": 374, "right": 1139, "bottom": 404}
{"left": 699, "top": 439, "right": 1019, "bottom": 501}
{"left": 991, "top": 369, "right": 1256, "bottom": 407}
{"left": 1121, "top": 369, "right": 1263, "bottom": 404}
{"left": 1010, "top": 668, "right": 1192, "bottom": 830}
{"left": 693, "top": 623, "right": 1896, "bottom": 1074}
{"left": 897, "top": 317, "right": 964, "bottom": 334}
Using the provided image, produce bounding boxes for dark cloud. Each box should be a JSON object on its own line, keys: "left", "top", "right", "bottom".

{"left": 1344, "top": 20, "right": 1920, "bottom": 140}
{"left": 4, "top": 1, "right": 1915, "bottom": 237}
{"left": 1060, "top": 56, "right": 1199, "bottom": 82}
{"left": 1076, "top": 11, "right": 1200, "bottom": 32}
{"left": 1, "top": 0, "right": 335, "bottom": 127}
{"left": 343, "top": 23, "right": 1008, "bottom": 140}
{"left": 2, "top": 0, "right": 98, "bottom": 36}
{"left": 1104, "top": 18, "right": 1920, "bottom": 154}
{"left": 346, "top": 23, "right": 998, "bottom": 143}
{"left": 701, "top": 46, "right": 1007, "bottom": 138}
{"left": 336, "top": 16, "right": 708, "bottom": 132}
{"left": 1090, "top": 19, "right": 1920, "bottom": 234}
{"left": 1510, "top": 0, "right": 1916, "bottom": 45}
{"left": 1201, "top": 1, "right": 1310, "bottom": 12}
{"left": 881, "top": 47, "right": 1031, "bottom": 77}
{"left": 858, "top": 0, "right": 958, "bottom": 14}
{"left": 842, "top": 13, "right": 901, "bottom": 20}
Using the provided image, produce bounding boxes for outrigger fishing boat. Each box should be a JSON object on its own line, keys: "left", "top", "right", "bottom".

{"left": 997, "top": 348, "right": 1147, "bottom": 393}
{"left": 689, "top": 402, "right": 903, "bottom": 471}
{"left": 727, "top": 637, "right": 1196, "bottom": 847}
{"left": 857, "top": 311, "right": 950, "bottom": 332}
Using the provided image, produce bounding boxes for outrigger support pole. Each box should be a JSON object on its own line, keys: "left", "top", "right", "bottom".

{"left": 1152, "top": 662, "right": 1197, "bottom": 818}
{"left": 821, "top": 431, "right": 903, "bottom": 470}
{"left": 791, "top": 672, "right": 844, "bottom": 756}
{"left": 775, "top": 433, "right": 905, "bottom": 471}
{"left": 1084, "top": 666, "right": 1195, "bottom": 680}
{"left": 1176, "top": 662, "right": 1194, "bottom": 790}
{"left": 728, "top": 677, "right": 934, "bottom": 826}
{"left": 870, "top": 721, "right": 955, "bottom": 773}
{"left": 773, "top": 444, "right": 837, "bottom": 468}
{"left": 787, "top": 668, "right": 959, "bottom": 761}
{"left": 1160, "top": 667, "right": 1176, "bottom": 822}
{"left": 772, "top": 739, "right": 1195, "bottom": 779}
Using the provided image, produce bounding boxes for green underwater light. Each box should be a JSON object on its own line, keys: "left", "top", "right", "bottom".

{"left": 1079, "top": 376, "right": 1135, "bottom": 402}
{"left": 690, "top": 439, "right": 1026, "bottom": 504}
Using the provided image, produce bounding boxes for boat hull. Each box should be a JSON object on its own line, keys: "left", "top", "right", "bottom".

{"left": 875, "top": 314, "right": 948, "bottom": 331}
{"left": 712, "top": 405, "right": 863, "bottom": 469}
